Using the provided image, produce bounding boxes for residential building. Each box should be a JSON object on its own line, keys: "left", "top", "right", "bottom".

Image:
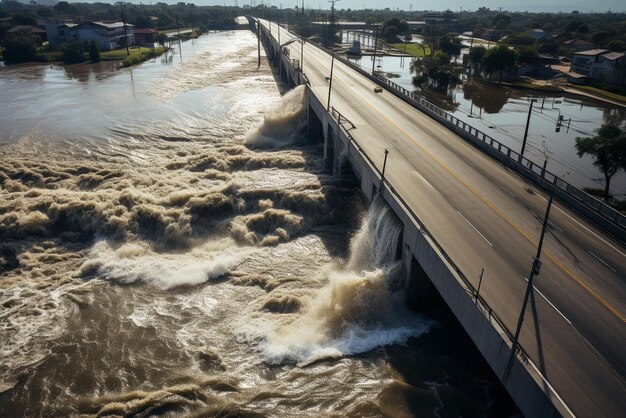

{"left": 75, "top": 21, "right": 134, "bottom": 51}
{"left": 133, "top": 28, "right": 157, "bottom": 45}
{"left": 44, "top": 22, "right": 78, "bottom": 46}
{"left": 570, "top": 49, "right": 625, "bottom": 84}
{"left": 7, "top": 25, "right": 47, "bottom": 41}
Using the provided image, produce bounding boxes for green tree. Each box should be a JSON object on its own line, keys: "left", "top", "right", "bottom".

{"left": 1, "top": 30, "right": 39, "bottom": 62}
{"left": 439, "top": 34, "right": 462, "bottom": 57}
{"left": 576, "top": 124, "right": 626, "bottom": 201}
{"left": 468, "top": 46, "right": 486, "bottom": 72}
{"left": 516, "top": 46, "right": 539, "bottom": 64}
{"left": 410, "top": 51, "right": 461, "bottom": 92}
{"left": 481, "top": 44, "right": 519, "bottom": 83}
{"left": 60, "top": 41, "right": 85, "bottom": 64}
{"left": 88, "top": 40, "right": 100, "bottom": 63}
{"left": 608, "top": 40, "right": 625, "bottom": 52}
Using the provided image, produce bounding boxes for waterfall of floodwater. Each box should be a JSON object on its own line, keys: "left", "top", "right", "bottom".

{"left": 0, "top": 31, "right": 517, "bottom": 417}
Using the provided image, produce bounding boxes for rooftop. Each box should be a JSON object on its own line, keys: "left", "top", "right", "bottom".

{"left": 602, "top": 52, "right": 624, "bottom": 61}
{"left": 574, "top": 49, "right": 609, "bottom": 56}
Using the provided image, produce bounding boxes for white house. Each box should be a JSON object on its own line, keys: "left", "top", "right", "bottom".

{"left": 570, "top": 49, "right": 608, "bottom": 77}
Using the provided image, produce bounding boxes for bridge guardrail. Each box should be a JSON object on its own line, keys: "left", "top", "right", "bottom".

{"left": 328, "top": 104, "right": 531, "bottom": 367}
{"left": 370, "top": 73, "right": 626, "bottom": 242}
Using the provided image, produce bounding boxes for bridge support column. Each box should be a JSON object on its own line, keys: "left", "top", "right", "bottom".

{"left": 323, "top": 123, "right": 335, "bottom": 172}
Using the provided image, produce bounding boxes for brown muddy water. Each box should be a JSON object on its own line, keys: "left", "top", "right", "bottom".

{"left": 0, "top": 31, "right": 517, "bottom": 417}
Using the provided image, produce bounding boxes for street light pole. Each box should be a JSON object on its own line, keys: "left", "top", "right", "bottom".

{"left": 380, "top": 149, "right": 389, "bottom": 192}
{"left": 504, "top": 190, "right": 554, "bottom": 379}
{"left": 520, "top": 99, "right": 535, "bottom": 157}
{"left": 326, "top": 49, "right": 335, "bottom": 112}
{"left": 117, "top": 2, "right": 130, "bottom": 55}
{"left": 371, "top": 24, "right": 379, "bottom": 75}
{"left": 300, "top": 36, "right": 305, "bottom": 72}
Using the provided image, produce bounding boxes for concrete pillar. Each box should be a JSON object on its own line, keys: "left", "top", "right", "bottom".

{"left": 405, "top": 252, "right": 435, "bottom": 310}
{"left": 324, "top": 123, "right": 335, "bottom": 172}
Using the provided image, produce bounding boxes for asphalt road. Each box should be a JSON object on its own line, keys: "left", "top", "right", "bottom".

{"left": 262, "top": 21, "right": 626, "bottom": 418}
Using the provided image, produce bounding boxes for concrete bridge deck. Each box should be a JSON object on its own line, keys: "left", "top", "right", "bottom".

{"left": 255, "top": 18, "right": 626, "bottom": 418}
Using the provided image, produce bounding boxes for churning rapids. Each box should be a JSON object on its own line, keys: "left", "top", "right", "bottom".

{"left": 0, "top": 31, "right": 517, "bottom": 417}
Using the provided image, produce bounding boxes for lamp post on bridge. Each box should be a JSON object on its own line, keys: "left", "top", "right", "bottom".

{"left": 326, "top": 48, "right": 336, "bottom": 112}
{"left": 504, "top": 189, "right": 555, "bottom": 379}
{"left": 520, "top": 97, "right": 538, "bottom": 158}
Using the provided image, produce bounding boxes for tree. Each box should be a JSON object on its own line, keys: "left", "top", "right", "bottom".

{"left": 60, "top": 41, "right": 85, "bottom": 64}
{"left": 88, "top": 40, "right": 100, "bottom": 63}
{"left": 516, "top": 46, "right": 539, "bottom": 64}
{"left": 576, "top": 124, "right": 626, "bottom": 201}
{"left": 439, "top": 34, "right": 462, "bottom": 57}
{"left": 469, "top": 46, "right": 486, "bottom": 72}
{"left": 410, "top": 51, "right": 461, "bottom": 92}
{"left": 1, "top": 30, "right": 39, "bottom": 62}
{"left": 504, "top": 32, "right": 536, "bottom": 46}
{"left": 381, "top": 17, "right": 408, "bottom": 42}
{"left": 481, "top": 44, "right": 519, "bottom": 83}
{"left": 492, "top": 13, "right": 511, "bottom": 29}
{"left": 608, "top": 40, "right": 625, "bottom": 52}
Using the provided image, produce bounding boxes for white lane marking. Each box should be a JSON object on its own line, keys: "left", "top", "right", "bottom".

{"left": 498, "top": 184, "right": 515, "bottom": 198}
{"left": 461, "top": 157, "right": 475, "bottom": 167}
{"left": 588, "top": 251, "right": 617, "bottom": 273}
{"left": 524, "top": 276, "right": 572, "bottom": 325}
{"left": 505, "top": 176, "right": 625, "bottom": 258}
{"left": 548, "top": 221, "right": 564, "bottom": 233}
{"left": 457, "top": 211, "right": 494, "bottom": 247}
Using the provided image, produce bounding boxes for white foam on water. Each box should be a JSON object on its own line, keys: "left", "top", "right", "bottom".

{"left": 245, "top": 85, "right": 307, "bottom": 148}
{"left": 81, "top": 239, "right": 251, "bottom": 290}
{"left": 246, "top": 199, "right": 435, "bottom": 366}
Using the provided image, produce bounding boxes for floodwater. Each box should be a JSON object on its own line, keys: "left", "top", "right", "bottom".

{"left": 0, "top": 32, "right": 516, "bottom": 417}
{"left": 348, "top": 55, "right": 626, "bottom": 198}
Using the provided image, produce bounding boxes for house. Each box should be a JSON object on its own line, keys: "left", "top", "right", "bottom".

{"left": 526, "top": 29, "right": 551, "bottom": 40}
{"left": 75, "top": 21, "right": 134, "bottom": 51}
{"left": 570, "top": 49, "right": 625, "bottom": 84}
{"left": 562, "top": 38, "right": 594, "bottom": 53}
{"left": 594, "top": 51, "right": 625, "bottom": 84}
{"left": 44, "top": 22, "right": 79, "bottom": 46}
{"left": 7, "top": 25, "right": 47, "bottom": 41}
{"left": 133, "top": 28, "right": 157, "bottom": 45}
{"left": 570, "top": 49, "right": 608, "bottom": 76}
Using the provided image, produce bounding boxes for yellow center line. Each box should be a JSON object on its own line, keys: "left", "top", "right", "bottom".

{"left": 331, "top": 74, "right": 626, "bottom": 324}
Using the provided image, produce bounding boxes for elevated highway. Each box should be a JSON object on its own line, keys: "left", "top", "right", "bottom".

{"left": 255, "top": 18, "right": 626, "bottom": 418}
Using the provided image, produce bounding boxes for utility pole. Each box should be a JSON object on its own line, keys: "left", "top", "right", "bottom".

{"left": 326, "top": 48, "right": 335, "bottom": 111}
{"left": 520, "top": 99, "right": 536, "bottom": 157}
{"left": 117, "top": 2, "right": 130, "bottom": 55}
{"left": 505, "top": 191, "right": 554, "bottom": 379}
{"left": 300, "top": 36, "right": 305, "bottom": 72}
{"left": 380, "top": 149, "right": 389, "bottom": 192}
{"left": 302, "top": 0, "right": 304, "bottom": 14}
{"left": 371, "top": 24, "right": 379, "bottom": 74}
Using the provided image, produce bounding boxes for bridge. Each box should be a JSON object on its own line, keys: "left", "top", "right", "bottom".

{"left": 251, "top": 18, "right": 626, "bottom": 418}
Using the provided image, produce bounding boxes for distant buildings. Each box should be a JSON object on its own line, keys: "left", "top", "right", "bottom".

{"left": 44, "top": 21, "right": 147, "bottom": 51}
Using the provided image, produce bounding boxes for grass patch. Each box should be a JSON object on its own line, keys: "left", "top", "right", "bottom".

{"left": 100, "top": 46, "right": 166, "bottom": 61}
{"left": 390, "top": 43, "right": 430, "bottom": 57}
{"left": 573, "top": 85, "right": 626, "bottom": 103}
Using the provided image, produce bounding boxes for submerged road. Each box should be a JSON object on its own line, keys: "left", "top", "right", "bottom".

{"left": 261, "top": 21, "right": 626, "bottom": 417}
